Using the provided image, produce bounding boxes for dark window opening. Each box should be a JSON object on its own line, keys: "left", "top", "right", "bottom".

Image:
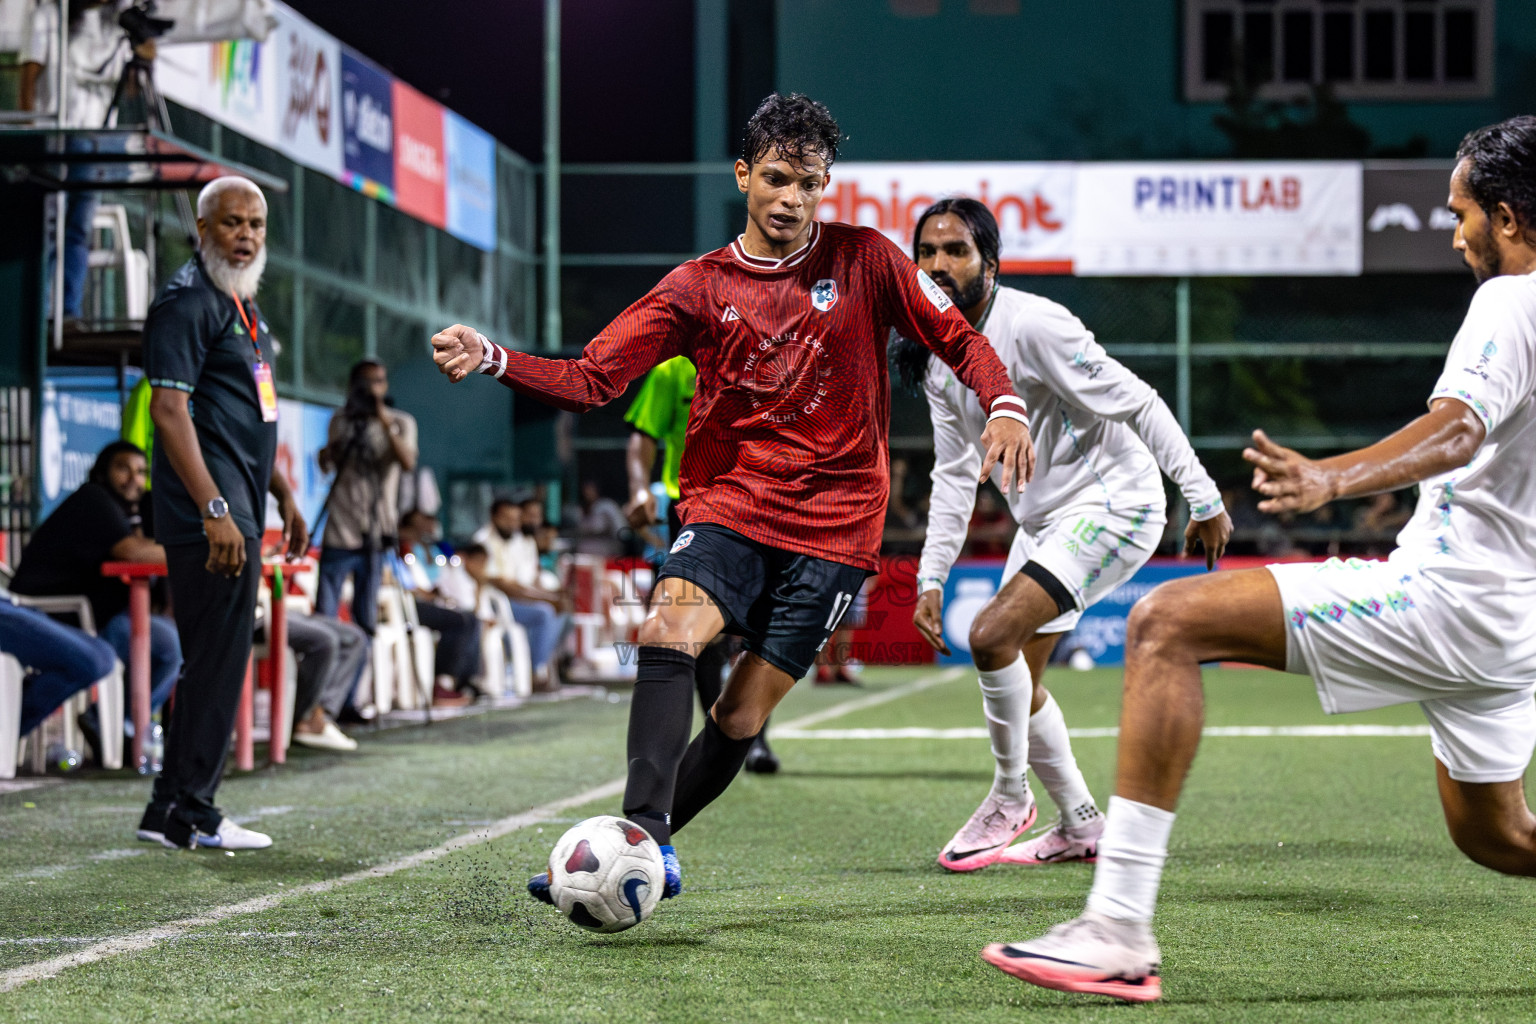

{"left": 1282, "top": 11, "right": 1315, "bottom": 81}
{"left": 1203, "top": 11, "right": 1236, "bottom": 81}
{"left": 1444, "top": 10, "right": 1476, "bottom": 80}
{"left": 1404, "top": 9, "right": 1435, "bottom": 79}
{"left": 1243, "top": 11, "right": 1275, "bottom": 81}
{"left": 1363, "top": 10, "right": 1396, "bottom": 80}
{"left": 1322, "top": 11, "right": 1354, "bottom": 80}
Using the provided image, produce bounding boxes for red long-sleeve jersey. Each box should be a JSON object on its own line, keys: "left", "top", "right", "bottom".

{"left": 478, "top": 221, "right": 1020, "bottom": 570}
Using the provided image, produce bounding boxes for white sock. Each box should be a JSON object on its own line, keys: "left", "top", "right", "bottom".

{"left": 1028, "top": 691, "right": 1101, "bottom": 833}
{"left": 1084, "top": 796, "right": 1176, "bottom": 923}
{"left": 977, "top": 655, "right": 1031, "bottom": 801}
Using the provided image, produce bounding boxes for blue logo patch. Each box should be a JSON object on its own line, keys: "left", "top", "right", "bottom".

{"left": 811, "top": 278, "right": 838, "bottom": 312}
{"left": 670, "top": 529, "right": 695, "bottom": 554}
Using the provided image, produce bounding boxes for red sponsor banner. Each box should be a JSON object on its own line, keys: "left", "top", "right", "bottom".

{"left": 391, "top": 80, "right": 446, "bottom": 229}
{"left": 815, "top": 162, "right": 1075, "bottom": 275}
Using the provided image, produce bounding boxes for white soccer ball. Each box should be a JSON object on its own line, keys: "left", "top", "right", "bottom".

{"left": 547, "top": 815, "right": 665, "bottom": 933}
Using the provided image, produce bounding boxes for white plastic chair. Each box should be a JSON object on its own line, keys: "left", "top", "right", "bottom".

{"left": 0, "top": 653, "right": 22, "bottom": 780}
{"left": 478, "top": 587, "right": 532, "bottom": 699}
{"left": 88, "top": 203, "right": 150, "bottom": 320}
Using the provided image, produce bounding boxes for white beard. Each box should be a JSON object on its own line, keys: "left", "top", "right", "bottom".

{"left": 202, "top": 245, "right": 267, "bottom": 299}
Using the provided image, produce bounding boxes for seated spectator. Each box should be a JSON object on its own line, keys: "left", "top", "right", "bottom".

{"left": 0, "top": 590, "right": 116, "bottom": 747}
{"left": 519, "top": 496, "right": 564, "bottom": 592}
{"left": 285, "top": 611, "right": 367, "bottom": 752}
{"left": 397, "top": 512, "right": 487, "bottom": 706}
{"left": 9, "top": 441, "right": 180, "bottom": 760}
{"left": 459, "top": 537, "right": 563, "bottom": 686}
{"left": 569, "top": 480, "right": 627, "bottom": 557}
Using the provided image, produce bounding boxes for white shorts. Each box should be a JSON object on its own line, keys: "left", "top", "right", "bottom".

{"left": 1270, "top": 557, "right": 1536, "bottom": 783}
{"left": 1004, "top": 502, "right": 1166, "bottom": 634}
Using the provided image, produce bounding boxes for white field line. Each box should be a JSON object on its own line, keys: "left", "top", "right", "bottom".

{"left": 775, "top": 724, "right": 1434, "bottom": 740}
{"left": 0, "top": 668, "right": 965, "bottom": 993}
{"left": 775, "top": 667, "right": 966, "bottom": 731}
{"left": 0, "top": 777, "right": 625, "bottom": 994}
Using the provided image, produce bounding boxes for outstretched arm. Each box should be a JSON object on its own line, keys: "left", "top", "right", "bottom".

{"left": 431, "top": 269, "right": 696, "bottom": 412}
{"left": 1245, "top": 399, "right": 1484, "bottom": 515}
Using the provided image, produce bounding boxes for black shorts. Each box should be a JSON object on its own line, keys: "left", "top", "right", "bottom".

{"left": 656, "top": 523, "right": 871, "bottom": 680}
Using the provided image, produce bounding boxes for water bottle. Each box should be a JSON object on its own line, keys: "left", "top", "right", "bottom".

{"left": 45, "top": 742, "right": 81, "bottom": 773}
{"left": 146, "top": 724, "right": 164, "bottom": 774}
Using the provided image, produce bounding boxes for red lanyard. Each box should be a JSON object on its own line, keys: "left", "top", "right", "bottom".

{"left": 230, "top": 290, "right": 261, "bottom": 359}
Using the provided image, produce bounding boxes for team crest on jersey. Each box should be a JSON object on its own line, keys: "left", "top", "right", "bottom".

{"left": 721, "top": 305, "right": 741, "bottom": 323}
{"left": 810, "top": 279, "right": 838, "bottom": 312}
{"left": 670, "top": 530, "right": 695, "bottom": 554}
{"left": 916, "top": 270, "right": 953, "bottom": 313}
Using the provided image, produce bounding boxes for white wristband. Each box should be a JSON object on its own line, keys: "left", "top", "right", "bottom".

{"left": 475, "top": 336, "right": 507, "bottom": 379}
{"left": 987, "top": 408, "right": 1029, "bottom": 428}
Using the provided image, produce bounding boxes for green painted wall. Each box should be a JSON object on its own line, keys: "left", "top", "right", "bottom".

{"left": 776, "top": 0, "right": 1536, "bottom": 160}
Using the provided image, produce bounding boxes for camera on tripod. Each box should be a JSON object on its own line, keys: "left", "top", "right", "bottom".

{"left": 117, "top": 1, "right": 176, "bottom": 48}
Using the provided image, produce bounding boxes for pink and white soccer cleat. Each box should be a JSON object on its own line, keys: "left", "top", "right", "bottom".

{"left": 999, "top": 821, "right": 1102, "bottom": 866}
{"left": 982, "top": 911, "right": 1162, "bottom": 1003}
{"left": 937, "top": 788, "right": 1036, "bottom": 872}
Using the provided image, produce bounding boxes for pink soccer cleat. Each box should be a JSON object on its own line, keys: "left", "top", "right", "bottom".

{"left": 999, "top": 821, "right": 1102, "bottom": 866}
{"left": 937, "top": 788, "right": 1036, "bottom": 872}
{"left": 982, "top": 911, "right": 1162, "bottom": 1003}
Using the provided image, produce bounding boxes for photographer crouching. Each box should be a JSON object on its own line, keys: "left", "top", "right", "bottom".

{"left": 315, "top": 360, "right": 418, "bottom": 636}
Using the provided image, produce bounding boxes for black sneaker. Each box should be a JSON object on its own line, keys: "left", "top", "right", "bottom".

{"left": 528, "top": 872, "right": 554, "bottom": 905}
{"left": 744, "top": 735, "right": 780, "bottom": 774}
{"left": 136, "top": 802, "right": 171, "bottom": 845}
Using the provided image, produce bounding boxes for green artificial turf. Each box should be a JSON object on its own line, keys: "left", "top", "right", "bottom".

{"left": 2, "top": 666, "right": 1532, "bottom": 1022}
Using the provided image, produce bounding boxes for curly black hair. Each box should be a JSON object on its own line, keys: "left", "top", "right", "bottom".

{"left": 1456, "top": 116, "right": 1536, "bottom": 229}
{"left": 740, "top": 92, "right": 841, "bottom": 169}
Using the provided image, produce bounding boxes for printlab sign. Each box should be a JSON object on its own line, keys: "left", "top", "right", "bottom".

{"left": 1074, "top": 162, "right": 1363, "bottom": 276}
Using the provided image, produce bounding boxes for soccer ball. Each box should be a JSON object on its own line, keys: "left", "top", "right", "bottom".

{"left": 547, "top": 815, "right": 665, "bottom": 933}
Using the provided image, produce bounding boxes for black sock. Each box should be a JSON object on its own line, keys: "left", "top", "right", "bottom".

{"left": 693, "top": 637, "right": 727, "bottom": 712}
{"left": 670, "top": 713, "right": 758, "bottom": 835}
{"left": 622, "top": 645, "right": 698, "bottom": 846}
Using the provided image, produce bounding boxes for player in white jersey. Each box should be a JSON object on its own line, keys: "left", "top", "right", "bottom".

{"left": 984, "top": 116, "right": 1536, "bottom": 1004}
{"left": 891, "top": 198, "right": 1232, "bottom": 872}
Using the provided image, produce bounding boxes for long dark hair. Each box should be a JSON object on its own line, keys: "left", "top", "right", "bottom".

{"left": 1457, "top": 116, "right": 1536, "bottom": 230}
{"left": 910, "top": 197, "right": 1001, "bottom": 277}
{"left": 890, "top": 198, "right": 1003, "bottom": 395}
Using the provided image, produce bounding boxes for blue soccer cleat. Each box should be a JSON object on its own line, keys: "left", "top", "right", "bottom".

{"left": 659, "top": 844, "right": 682, "bottom": 899}
{"left": 527, "top": 871, "right": 554, "bottom": 905}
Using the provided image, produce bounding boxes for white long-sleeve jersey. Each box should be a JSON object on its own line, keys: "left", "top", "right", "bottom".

{"left": 917, "top": 286, "right": 1223, "bottom": 590}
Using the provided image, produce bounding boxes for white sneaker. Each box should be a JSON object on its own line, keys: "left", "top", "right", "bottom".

{"left": 982, "top": 911, "right": 1161, "bottom": 1002}
{"left": 180, "top": 819, "right": 273, "bottom": 851}
{"left": 292, "top": 721, "right": 358, "bottom": 752}
{"left": 937, "top": 787, "right": 1036, "bottom": 872}
{"left": 999, "top": 820, "right": 1102, "bottom": 866}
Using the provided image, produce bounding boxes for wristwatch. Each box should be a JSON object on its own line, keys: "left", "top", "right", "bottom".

{"left": 204, "top": 496, "right": 230, "bottom": 520}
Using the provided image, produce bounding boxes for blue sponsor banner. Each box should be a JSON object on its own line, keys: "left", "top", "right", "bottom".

{"left": 445, "top": 111, "right": 497, "bottom": 252}
{"left": 340, "top": 48, "right": 395, "bottom": 197}
{"left": 38, "top": 369, "right": 140, "bottom": 521}
{"left": 937, "top": 559, "right": 1209, "bottom": 666}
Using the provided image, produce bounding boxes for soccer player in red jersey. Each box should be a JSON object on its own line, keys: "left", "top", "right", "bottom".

{"left": 430, "top": 93, "right": 1034, "bottom": 910}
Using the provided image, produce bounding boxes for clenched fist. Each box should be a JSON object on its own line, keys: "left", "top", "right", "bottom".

{"left": 431, "top": 324, "right": 489, "bottom": 383}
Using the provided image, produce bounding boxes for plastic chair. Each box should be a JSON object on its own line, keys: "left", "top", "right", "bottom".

{"left": 88, "top": 203, "right": 150, "bottom": 320}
